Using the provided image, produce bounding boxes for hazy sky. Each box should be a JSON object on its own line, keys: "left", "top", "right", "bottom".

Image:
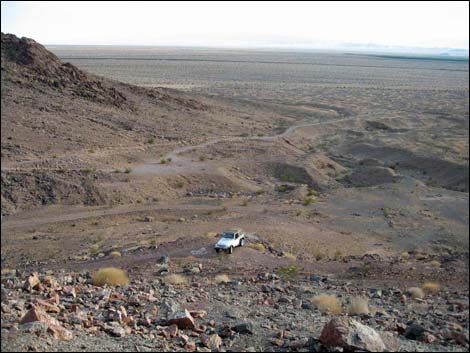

{"left": 1, "top": 1, "right": 469, "bottom": 49}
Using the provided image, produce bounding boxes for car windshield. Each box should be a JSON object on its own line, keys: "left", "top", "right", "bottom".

{"left": 222, "top": 233, "right": 235, "bottom": 239}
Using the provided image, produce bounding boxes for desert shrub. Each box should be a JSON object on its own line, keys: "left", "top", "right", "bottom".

{"left": 334, "top": 250, "right": 343, "bottom": 258}
{"left": 280, "top": 175, "right": 295, "bottom": 183}
{"left": 276, "top": 265, "right": 298, "bottom": 279}
{"left": 255, "top": 189, "right": 265, "bottom": 195}
{"left": 311, "top": 295, "right": 342, "bottom": 314}
{"left": 307, "top": 188, "right": 317, "bottom": 197}
{"left": 214, "top": 274, "right": 230, "bottom": 283}
{"left": 240, "top": 199, "right": 249, "bottom": 206}
{"left": 276, "top": 184, "right": 292, "bottom": 193}
{"left": 148, "top": 136, "right": 155, "bottom": 144}
{"left": 248, "top": 243, "right": 266, "bottom": 252}
{"left": 124, "top": 167, "right": 132, "bottom": 174}
{"left": 199, "top": 155, "right": 206, "bottom": 161}
{"left": 109, "top": 251, "right": 121, "bottom": 258}
{"left": 303, "top": 197, "right": 315, "bottom": 206}
{"left": 282, "top": 252, "right": 297, "bottom": 261}
{"left": 400, "top": 252, "right": 410, "bottom": 259}
{"left": 81, "top": 168, "right": 94, "bottom": 175}
{"left": 93, "top": 268, "right": 129, "bottom": 286}
{"left": 175, "top": 181, "right": 184, "bottom": 188}
{"left": 313, "top": 249, "right": 324, "bottom": 261}
{"left": 429, "top": 260, "right": 441, "bottom": 267}
{"left": 160, "top": 158, "right": 167, "bottom": 164}
{"left": 89, "top": 244, "right": 100, "bottom": 255}
{"left": 164, "top": 274, "right": 188, "bottom": 286}
{"left": 422, "top": 282, "right": 440, "bottom": 294}
{"left": 348, "top": 297, "right": 369, "bottom": 315}
{"left": 407, "top": 287, "right": 425, "bottom": 299}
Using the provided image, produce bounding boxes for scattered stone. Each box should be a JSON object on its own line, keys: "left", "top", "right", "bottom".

{"left": 167, "top": 309, "right": 196, "bottom": 330}
{"left": 320, "top": 317, "right": 386, "bottom": 352}
{"left": 232, "top": 322, "right": 253, "bottom": 334}
{"left": 23, "top": 273, "right": 41, "bottom": 292}
{"left": 19, "top": 306, "right": 72, "bottom": 341}
{"left": 200, "top": 333, "right": 222, "bottom": 350}
{"left": 403, "top": 323, "right": 426, "bottom": 341}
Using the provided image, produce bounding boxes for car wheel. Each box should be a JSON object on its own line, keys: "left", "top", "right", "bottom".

{"left": 240, "top": 239, "right": 244, "bottom": 247}
{"left": 215, "top": 248, "right": 220, "bottom": 253}
{"left": 228, "top": 246, "right": 233, "bottom": 254}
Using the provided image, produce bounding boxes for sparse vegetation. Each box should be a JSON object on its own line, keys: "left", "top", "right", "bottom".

{"left": 248, "top": 243, "right": 266, "bottom": 252}
{"left": 92, "top": 267, "right": 129, "bottom": 286}
{"left": 313, "top": 249, "right": 325, "bottom": 261}
{"left": 124, "top": 167, "right": 132, "bottom": 174}
{"left": 276, "top": 265, "right": 298, "bottom": 279}
{"left": 89, "top": 244, "right": 100, "bottom": 255}
{"left": 148, "top": 136, "right": 155, "bottom": 144}
{"left": 302, "top": 197, "right": 315, "bottom": 206}
{"left": 214, "top": 274, "right": 231, "bottom": 283}
{"left": 429, "top": 260, "right": 441, "bottom": 267}
{"left": 311, "top": 295, "right": 342, "bottom": 314}
{"left": 407, "top": 287, "right": 425, "bottom": 299}
{"left": 163, "top": 274, "right": 188, "bottom": 286}
{"left": 422, "top": 282, "right": 440, "bottom": 294}
{"left": 282, "top": 252, "right": 297, "bottom": 261}
{"left": 109, "top": 251, "right": 121, "bottom": 258}
{"left": 348, "top": 297, "right": 369, "bottom": 315}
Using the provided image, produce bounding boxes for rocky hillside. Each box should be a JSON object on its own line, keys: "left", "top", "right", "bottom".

{"left": 1, "top": 253, "right": 469, "bottom": 352}
{"left": 0, "top": 33, "right": 278, "bottom": 216}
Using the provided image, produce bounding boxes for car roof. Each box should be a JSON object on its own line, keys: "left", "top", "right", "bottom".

{"left": 224, "top": 229, "right": 242, "bottom": 233}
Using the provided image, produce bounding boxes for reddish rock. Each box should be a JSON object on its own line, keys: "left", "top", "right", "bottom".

{"left": 320, "top": 317, "right": 386, "bottom": 352}
{"left": 396, "top": 323, "right": 407, "bottom": 334}
{"left": 19, "top": 306, "right": 72, "bottom": 341}
{"left": 200, "top": 333, "right": 222, "bottom": 350}
{"left": 62, "top": 286, "right": 76, "bottom": 298}
{"left": 190, "top": 310, "right": 207, "bottom": 318}
{"left": 184, "top": 341, "right": 196, "bottom": 352}
{"left": 42, "top": 275, "right": 61, "bottom": 290}
{"left": 23, "top": 273, "right": 41, "bottom": 292}
{"left": 271, "top": 338, "right": 284, "bottom": 347}
{"left": 167, "top": 309, "right": 196, "bottom": 330}
{"left": 33, "top": 299, "right": 60, "bottom": 313}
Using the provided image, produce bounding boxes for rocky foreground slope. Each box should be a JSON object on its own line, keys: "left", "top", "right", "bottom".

{"left": 1, "top": 252, "right": 469, "bottom": 352}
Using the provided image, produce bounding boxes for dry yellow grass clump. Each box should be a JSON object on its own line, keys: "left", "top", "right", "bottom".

{"left": 407, "top": 287, "right": 425, "bottom": 299}
{"left": 422, "top": 282, "right": 440, "bottom": 294}
{"left": 248, "top": 243, "right": 266, "bottom": 252}
{"left": 429, "top": 260, "right": 441, "bottom": 267}
{"left": 164, "top": 274, "right": 188, "bottom": 286}
{"left": 93, "top": 267, "right": 129, "bottom": 286}
{"left": 89, "top": 244, "right": 100, "bottom": 255}
{"left": 348, "top": 297, "right": 370, "bottom": 315}
{"left": 282, "top": 252, "right": 297, "bottom": 261}
{"left": 109, "top": 251, "right": 121, "bottom": 258}
{"left": 400, "top": 251, "right": 410, "bottom": 259}
{"left": 214, "top": 274, "right": 231, "bottom": 283}
{"left": 311, "top": 295, "right": 342, "bottom": 315}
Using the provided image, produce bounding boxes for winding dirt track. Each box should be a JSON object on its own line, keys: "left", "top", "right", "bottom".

{"left": 2, "top": 111, "right": 372, "bottom": 231}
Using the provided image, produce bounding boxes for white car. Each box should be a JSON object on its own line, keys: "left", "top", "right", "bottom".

{"left": 214, "top": 229, "right": 245, "bottom": 254}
